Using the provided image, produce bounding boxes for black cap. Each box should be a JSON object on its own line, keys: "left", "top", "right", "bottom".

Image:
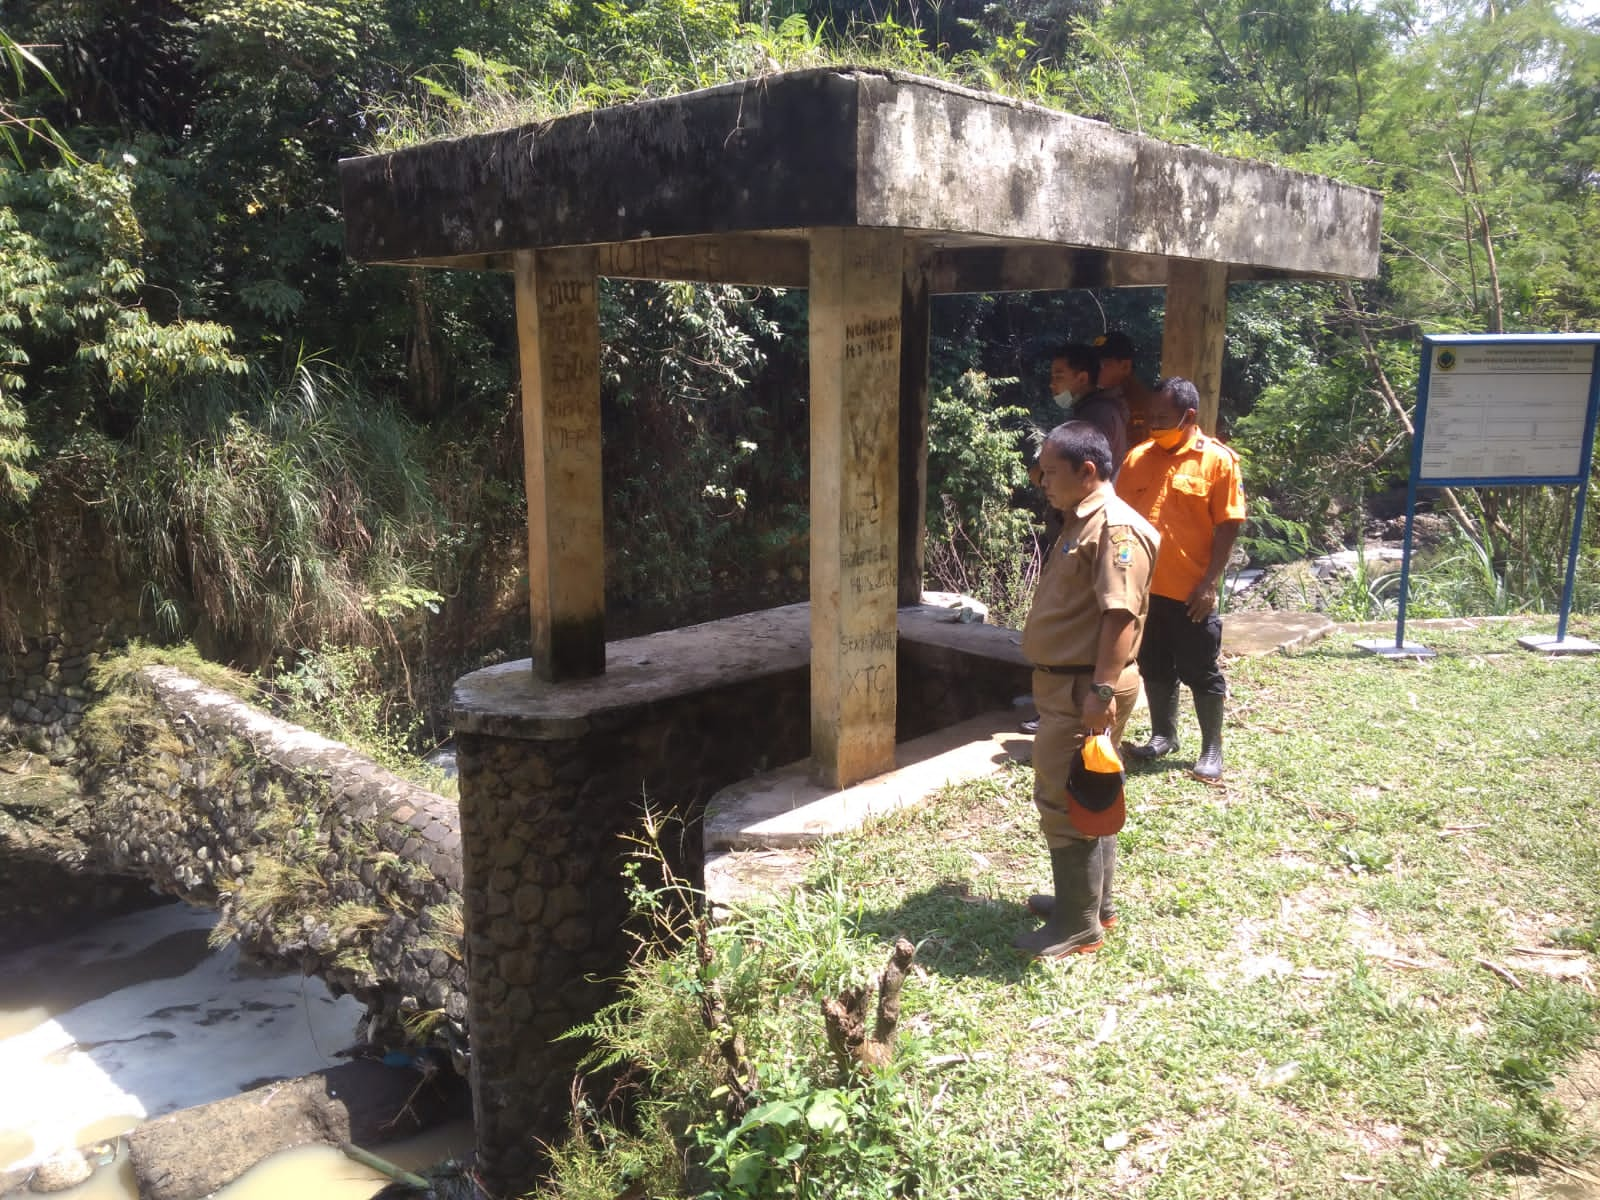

{"left": 1094, "top": 331, "right": 1138, "bottom": 362}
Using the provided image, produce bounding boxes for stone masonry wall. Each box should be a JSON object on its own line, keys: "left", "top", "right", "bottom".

{"left": 449, "top": 602, "right": 1034, "bottom": 1193}
{"left": 79, "top": 667, "right": 469, "bottom": 1067}
{"left": 454, "top": 667, "right": 813, "bottom": 1190}
{"left": 896, "top": 617, "right": 1032, "bottom": 740}
{"left": 0, "top": 541, "right": 149, "bottom": 760}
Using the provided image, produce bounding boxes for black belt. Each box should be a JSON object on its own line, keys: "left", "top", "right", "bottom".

{"left": 1032, "top": 662, "right": 1135, "bottom": 675}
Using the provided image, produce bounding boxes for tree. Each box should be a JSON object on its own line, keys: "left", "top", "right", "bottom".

{"left": 1060, "top": 0, "right": 1409, "bottom": 149}
{"left": 1, "top": 26, "right": 75, "bottom": 163}
{"left": 2, "top": 22, "right": 76, "bottom": 498}
{"left": 1326, "top": 0, "right": 1593, "bottom": 334}
{"left": 0, "top": 157, "right": 244, "bottom": 502}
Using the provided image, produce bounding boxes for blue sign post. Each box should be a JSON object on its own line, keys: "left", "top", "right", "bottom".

{"left": 1356, "top": 334, "right": 1600, "bottom": 659}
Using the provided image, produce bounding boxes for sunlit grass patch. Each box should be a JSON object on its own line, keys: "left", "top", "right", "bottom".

{"left": 543, "top": 617, "right": 1600, "bottom": 1199}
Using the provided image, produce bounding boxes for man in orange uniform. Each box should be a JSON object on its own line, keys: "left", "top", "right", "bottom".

{"left": 1115, "top": 377, "right": 1245, "bottom": 783}
{"left": 1017, "top": 421, "right": 1159, "bottom": 958}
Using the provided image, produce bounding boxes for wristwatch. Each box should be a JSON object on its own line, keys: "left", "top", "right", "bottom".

{"left": 1090, "top": 682, "right": 1116, "bottom": 702}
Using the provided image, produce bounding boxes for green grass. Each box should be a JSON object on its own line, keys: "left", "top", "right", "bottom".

{"left": 371, "top": 39, "right": 980, "bottom": 155}
{"left": 87, "top": 638, "right": 257, "bottom": 700}
{"left": 545, "top": 615, "right": 1600, "bottom": 1200}
{"left": 80, "top": 640, "right": 453, "bottom": 795}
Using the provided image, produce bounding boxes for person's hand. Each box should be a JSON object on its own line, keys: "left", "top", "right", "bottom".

{"left": 1082, "top": 690, "right": 1114, "bottom": 733}
{"left": 1186, "top": 580, "right": 1218, "bottom": 621}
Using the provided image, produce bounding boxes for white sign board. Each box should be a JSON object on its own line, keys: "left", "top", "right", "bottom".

{"left": 1417, "top": 341, "right": 1596, "bottom": 483}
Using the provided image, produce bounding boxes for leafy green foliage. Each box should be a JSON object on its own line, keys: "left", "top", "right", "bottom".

{"left": 549, "top": 838, "right": 922, "bottom": 1200}
{"left": 692, "top": 1064, "right": 907, "bottom": 1199}
{"left": 263, "top": 641, "right": 427, "bottom": 770}
{"left": 0, "top": 27, "right": 74, "bottom": 169}
{"left": 370, "top": 0, "right": 763, "bottom": 149}
{"left": 925, "top": 371, "right": 1032, "bottom": 551}
{"left": 0, "top": 157, "right": 243, "bottom": 501}
{"left": 599, "top": 281, "right": 797, "bottom": 608}
{"left": 1234, "top": 344, "right": 1409, "bottom": 543}
{"left": 1312, "top": 1, "right": 1591, "bottom": 334}
{"left": 1234, "top": 499, "right": 1314, "bottom": 567}
{"left": 922, "top": 370, "right": 1040, "bottom": 623}
{"left": 6, "top": 0, "right": 1600, "bottom": 696}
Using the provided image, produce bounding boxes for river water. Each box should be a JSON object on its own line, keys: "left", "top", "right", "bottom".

{"left": 0, "top": 900, "right": 472, "bottom": 1199}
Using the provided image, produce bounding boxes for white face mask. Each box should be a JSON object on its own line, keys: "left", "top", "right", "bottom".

{"left": 1052, "top": 390, "right": 1074, "bottom": 410}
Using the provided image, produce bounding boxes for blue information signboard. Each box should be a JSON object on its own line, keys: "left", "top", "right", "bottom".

{"left": 1369, "top": 334, "right": 1600, "bottom": 656}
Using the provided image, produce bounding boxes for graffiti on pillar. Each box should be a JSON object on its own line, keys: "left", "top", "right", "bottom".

{"left": 844, "top": 315, "right": 900, "bottom": 361}
{"left": 541, "top": 280, "right": 599, "bottom": 453}
{"left": 537, "top": 269, "right": 601, "bottom": 558}
{"left": 836, "top": 301, "right": 901, "bottom": 733}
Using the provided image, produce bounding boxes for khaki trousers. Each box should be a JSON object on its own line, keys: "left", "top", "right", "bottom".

{"left": 1030, "top": 663, "right": 1140, "bottom": 848}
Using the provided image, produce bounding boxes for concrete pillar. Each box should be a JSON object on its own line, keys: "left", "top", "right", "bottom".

{"left": 1160, "top": 259, "right": 1230, "bottom": 434}
{"left": 809, "top": 228, "right": 902, "bottom": 789}
{"left": 897, "top": 252, "right": 932, "bottom": 607}
{"left": 514, "top": 248, "right": 605, "bottom": 681}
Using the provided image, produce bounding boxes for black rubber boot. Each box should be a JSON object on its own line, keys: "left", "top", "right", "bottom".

{"left": 1098, "top": 835, "right": 1118, "bottom": 929}
{"left": 1029, "top": 837, "right": 1119, "bottom": 930}
{"left": 1191, "top": 692, "right": 1225, "bottom": 783}
{"left": 1013, "top": 840, "right": 1104, "bottom": 958}
{"left": 1126, "top": 678, "right": 1180, "bottom": 760}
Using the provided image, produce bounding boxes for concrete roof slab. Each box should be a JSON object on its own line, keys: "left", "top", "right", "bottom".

{"left": 854, "top": 72, "right": 1380, "bottom": 277}
{"left": 341, "top": 68, "right": 1380, "bottom": 282}
{"left": 342, "top": 71, "right": 861, "bottom": 265}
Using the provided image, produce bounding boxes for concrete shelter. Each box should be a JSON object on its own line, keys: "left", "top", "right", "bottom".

{"left": 339, "top": 66, "right": 1380, "bottom": 1191}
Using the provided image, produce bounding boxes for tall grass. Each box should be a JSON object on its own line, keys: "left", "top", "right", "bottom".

{"left": 99, "top": 355, "right": 446, "bottom": 664}
{"left": 1244, "top": 481, "right": 1598, "bottom": 623}
{"left": 364, "top": 3, "right": 1052, "bottom": 155}
{"left": 1327, "top": 520, "right": 1595, "bottom": 624}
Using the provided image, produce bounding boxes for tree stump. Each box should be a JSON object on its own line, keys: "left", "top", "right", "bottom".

{"left": 821, "top": 938, "right": 917, "bottom": 1072}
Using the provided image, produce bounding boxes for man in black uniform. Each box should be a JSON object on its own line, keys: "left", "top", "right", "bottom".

{"left": 1050, "top": 343, "right": 1130, "bottom": 473}
{"left": 1093, "top": 331, "right": 1155, "bottom": 450}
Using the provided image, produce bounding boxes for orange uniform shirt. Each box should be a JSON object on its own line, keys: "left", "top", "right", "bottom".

{"left": 1116, "top": 429, "right": 1246, "bottom": 602}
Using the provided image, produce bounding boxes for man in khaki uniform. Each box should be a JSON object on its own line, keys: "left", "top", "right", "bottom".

{"left": 1016, "top": 421, "right": 1159, "bottom": 959}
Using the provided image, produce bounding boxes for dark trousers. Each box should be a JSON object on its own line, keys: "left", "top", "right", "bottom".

{"left": 1138, "top": 594, "right": 1226, "bottom": 697}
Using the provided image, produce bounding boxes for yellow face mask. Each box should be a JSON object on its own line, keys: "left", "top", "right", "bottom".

{"left": 1150, "top": 426, "right": 1187, "bottom": 451}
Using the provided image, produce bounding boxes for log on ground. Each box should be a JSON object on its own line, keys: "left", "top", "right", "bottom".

{"left": 128, "top": 1060, "right": 468, "bottom": 1200}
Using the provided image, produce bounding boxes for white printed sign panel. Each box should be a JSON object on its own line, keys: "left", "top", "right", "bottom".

{"left": 1418, "top": 341, "right": 1596, "bottom": 483}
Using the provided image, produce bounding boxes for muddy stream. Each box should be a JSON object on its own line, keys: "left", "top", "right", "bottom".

{"left": 0, "top": 901, "right": 471, "bottom": 1199}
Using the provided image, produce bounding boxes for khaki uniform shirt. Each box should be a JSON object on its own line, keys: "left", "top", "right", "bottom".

{"left": 1021, "top": 486, "right": 1160, "bottom": 669}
